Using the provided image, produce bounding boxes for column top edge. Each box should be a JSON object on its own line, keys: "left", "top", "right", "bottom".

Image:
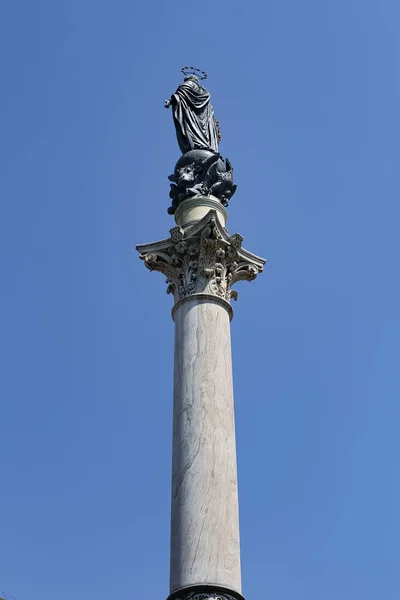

{"left": 171, "top": 293, "right": 234, "bottom": 322}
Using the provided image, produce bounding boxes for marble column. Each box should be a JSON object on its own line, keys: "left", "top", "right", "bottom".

{"left": 137, "top": 196, "right": 265, "bottom": 600}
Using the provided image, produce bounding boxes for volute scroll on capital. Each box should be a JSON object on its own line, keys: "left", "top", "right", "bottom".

{"left": 137, "top": 210, "right": 266, "bottom": 309}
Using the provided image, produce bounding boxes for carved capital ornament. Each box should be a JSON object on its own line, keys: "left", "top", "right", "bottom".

{"left": 137, "top": 210, "right": 265, "bottom": 317}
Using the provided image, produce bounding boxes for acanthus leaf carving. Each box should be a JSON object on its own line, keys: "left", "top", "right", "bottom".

{"left": 137, "top": 210, "right": 265, "bottom": 307}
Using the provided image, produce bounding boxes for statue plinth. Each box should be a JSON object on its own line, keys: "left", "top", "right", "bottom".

{"left": 174, "top": 195, "right": 227, "bottom": 227}
{"left": 168, "top": 152, "right": 237, "bottom": 216}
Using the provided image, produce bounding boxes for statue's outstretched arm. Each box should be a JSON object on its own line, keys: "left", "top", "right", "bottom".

{"left": 165, "top": 93, "right": 179, "bottom": 108}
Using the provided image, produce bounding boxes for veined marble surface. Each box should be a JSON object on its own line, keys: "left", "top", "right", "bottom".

{"left": 170, "top": 296, "right": 241, "bottom": 594}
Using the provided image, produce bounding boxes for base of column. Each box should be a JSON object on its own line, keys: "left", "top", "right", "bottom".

{"left": 167, "top": 585, "right": 246, "bottom": 600}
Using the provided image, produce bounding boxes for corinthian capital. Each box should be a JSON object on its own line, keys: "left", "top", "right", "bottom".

{"left": 137, "top": 210, "right": 265, "bottom": 310}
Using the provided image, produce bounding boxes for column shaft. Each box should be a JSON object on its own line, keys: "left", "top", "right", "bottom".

{"left": 170, "top": 296, "right": 241, "bottom": 595}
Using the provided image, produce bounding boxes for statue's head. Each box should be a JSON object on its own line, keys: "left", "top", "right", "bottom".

{"left": 184, "top": 74, "right": 199, "bottom": 83}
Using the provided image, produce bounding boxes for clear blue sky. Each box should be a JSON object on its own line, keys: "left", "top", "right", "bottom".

{"left": 1, "top": 1, "right": 399, "bottom": 599}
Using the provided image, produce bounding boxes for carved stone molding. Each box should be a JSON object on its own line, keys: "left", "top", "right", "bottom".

{"left": 167, "top": 585, "right": 246, "bottom": 600}
{"left": 137, "top": 210, "right": 265, "bottom": 309}
{"left": 174, "top": 593, "right": 238, "bottom": 600}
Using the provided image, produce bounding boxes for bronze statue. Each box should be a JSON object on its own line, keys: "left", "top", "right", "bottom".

{"left": 165, "top": 72, "right": 220, "bottom": 154}
{"left": 165, "top": 67, "right": 236, "bottom": 215}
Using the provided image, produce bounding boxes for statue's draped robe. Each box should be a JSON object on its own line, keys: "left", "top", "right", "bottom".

{"left": 171, "top": 79, "right": 219, "bottom": 154}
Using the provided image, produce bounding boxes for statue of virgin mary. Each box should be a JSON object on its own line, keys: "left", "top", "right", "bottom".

{"left": 165, "top": 75, "right": 220, "bottom": 155}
